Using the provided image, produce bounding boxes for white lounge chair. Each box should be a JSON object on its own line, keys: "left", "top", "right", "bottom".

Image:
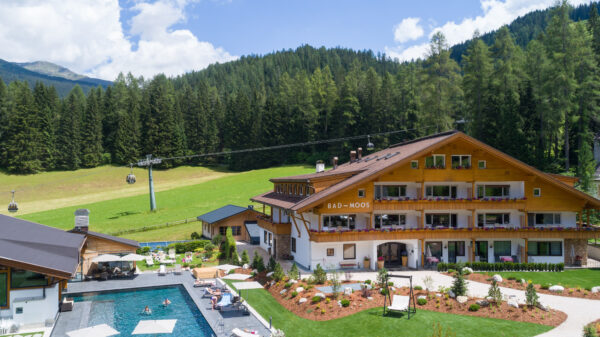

{"left": 174, "top": 264, "right": 182, "bottom": 275}
{"left": 158, "top": 264, "right": 167, "bottom": 276}
{"left": 231, "top": 328, "right": 261, "bottom": 337}
{"left": 168, "top": 248, "right": 176, "bottom": 259}
{"left": 145, "top": 257, "right": 154, "bottom": 266}
{"left": 388, "top": 295, "right": 410, "bottom": 312}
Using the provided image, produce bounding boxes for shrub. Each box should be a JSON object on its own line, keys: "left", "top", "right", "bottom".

{"left": 203, "top": 251, "right": 213, "bottom": 259}
{"left": 423, "top": 276, "right": 434, "bottom": 292}
{"left": 417, "top": 298, "right": 427, "bottom": 305}
{"left": 312, "top": 296, "right": 322, "bottom": 304}
{"left": 291, "top": 291, "right": 298, "bottom": 298}
{"left": 182, "top": 263, "right": 189, "bottom": 268}
{"left": 526, "top": 282, "right": 539, "bottom": 306}
{"left": 190, "top": 231, "right": 201, "bottom": 240}
{"left": 387, "top": 281, "right": 394, "bottom": 287}
{"left": 436, "top": 261, "right": 563, "bottom": 272}
{"left": 204, "top": 242, "right": 215, "bottom": 252}
{"left": 137, "top": 246, "right": 151, "bottom": 255}
{"left": 284, "top": 282, "right": 292, "bottom": 288}
{"left": 325, "top": 298, "right": 331, "bottom": 304}
{"left": 507, "top": 276, "right": 516, "bottom": 280}
{"left": 584, "top": 324, "right": 599, "bottom": 337}
{"left": 414, "top": 285, "right": 423, "bottom": 291}
{"left": 377, "top": 267, "right": 388, "bottom": 287}
{"left": 364, "top": 279, "right": 372, "bottom": 284}
{"left": 469, "top": 304, "right": 480, "bottom": 312}
{"left": 306, "top": 284, "right": 314, "bottom": 290}
{"left": 252, "top": 251, "right": 265, "bottom": 272}
{"left": 380, "top": 288, "right": 388, "bottom": 295}
{"left": 321, "top": 308, "right": 326, "bottom": 314}
{"left": 241, "top": 250, "right": 250, "bottom": 265}
{"left": 228, "top": 269, "right": 235, "bottom": 275}
{"left": 340, "top": 299, "right": 350, "bottom": 307}
{"left": 273, "top": 263, "right": 285, "bottom": 281}
{"left": 447, "top": 269, "right": 456, "bottom": 274}
{"left": 313, "top": 264, "right": 327, "bottom": 284}
{"left": 451, "top": 269, "right": 467, "bottom": 297}
{"left": 288, "top": 262, "right": 299, "bottom": 280}
{"left": 268, "top": 256, "right": 277, "bottom": 272}
{"left": 211, "top": 234, "right": 222, "bottom": 245}
{"left": 329, "top": 269, "right": 342, "bottom": 298}
{"left": 488, "top": 278, "right": 502, "bottom": 305}
{"left": 541, "top": 283, "right": 551, "bottom": 290}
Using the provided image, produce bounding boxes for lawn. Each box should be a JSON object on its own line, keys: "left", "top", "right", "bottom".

{"left": 137, "top": 249, "right": 220, "bottom": 271}
{"left": 0, "top": 333, "right": 43, "bottom": 337}
{"left": 17, "top": 165, "right": 312, "bottom": 242}
{"left": 480, "top": 268, "right": 600, "bottom": 289}
{"left": 224, "top": 280, "right": 553, "bottom": 337}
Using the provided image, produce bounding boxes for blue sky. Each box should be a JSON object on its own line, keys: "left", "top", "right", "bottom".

{"left": 0, "top": 0, "right": 592, "bottom": 80}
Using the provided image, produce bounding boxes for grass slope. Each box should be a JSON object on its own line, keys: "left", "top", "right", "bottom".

{"left": 225, "top": 281, "right": 552, "bottom": 337}
{"left": 18, "top": 165, "right": 312, "bottom": 242}
{"left": 481, "top": 269, "right": 600, "bottom": 289}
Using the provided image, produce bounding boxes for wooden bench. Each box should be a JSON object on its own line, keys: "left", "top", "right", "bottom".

{"left": 339, "top": 262, "right": 356, "bottom": 269}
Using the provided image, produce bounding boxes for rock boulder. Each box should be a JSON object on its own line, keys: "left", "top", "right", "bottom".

{"left": 456, "top": 296, "right": 468, "bottom": 304}
{"left": 549, "top": 285, "right": 564, "bottom": 293}
{"left": 492, "top": 274, "right": 503, "bottom": 283}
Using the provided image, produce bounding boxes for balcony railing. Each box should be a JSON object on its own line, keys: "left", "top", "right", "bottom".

{"left": 373, "top": 197, "right": 526, "bottom": 211}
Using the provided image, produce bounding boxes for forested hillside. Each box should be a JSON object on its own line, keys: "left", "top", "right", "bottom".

{"left": 0, "top": 1, "right": 597, "bottom": 193}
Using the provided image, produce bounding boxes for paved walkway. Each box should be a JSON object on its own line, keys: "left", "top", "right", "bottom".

{"left": 334, "top": 270, "right": 600, "bottom": 337}
{"left": 52, "top": 272, "right": 271, "bottom": 337}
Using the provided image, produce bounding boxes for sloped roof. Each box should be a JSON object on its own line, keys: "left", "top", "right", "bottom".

{"left": 197, "top": 204, "right": 255, "bottom": 224}
{"left": 251, "top": 191, "right": 306, "bottom": 209}
{"left": 0, "top": 215, "right": 85, "bottom": 278}
{"left": 69, "top": 228, "right": 140, "bottom": 248}
{"left": 244, "top": 222, "right": 261, "bottom": 238}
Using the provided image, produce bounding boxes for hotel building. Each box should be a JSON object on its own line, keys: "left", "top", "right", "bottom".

{"left": 251, "top": 131, "right": 600, "bottom": 270}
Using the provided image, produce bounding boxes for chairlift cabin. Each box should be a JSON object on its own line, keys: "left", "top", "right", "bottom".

{"left": 126, "top": 164, "right": 136, "bottom": 184}
{"left": 366, "top": 135, "right": 375, "bottom": 150}
{"left": 382, "top": 273, "right": 416, "bottom": 319}
{"left": 7, "top": 190, "right": 18, "bottom": 213}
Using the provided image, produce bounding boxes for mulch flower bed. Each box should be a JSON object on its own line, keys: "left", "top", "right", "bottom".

{"left": 462, "top": 273, "right": 600, "bottom": 299}
{"left": 586, "top": 319, "right": 600, "bottom": 335}
{"left": 249, "top": 276, "right": 566, "bottom": 326}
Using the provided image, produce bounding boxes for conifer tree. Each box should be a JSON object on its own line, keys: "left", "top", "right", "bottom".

{"left": 80, "top": 87, "right": 104, "bottom": 167}
{"left": 32, "top": 82, "right": 59, "bottom": 170}
{"left": 56, "top": 85, "right": 85, "bottom": 170}
{"left": 462, "top": 31, "right": 492, "bottom": 139}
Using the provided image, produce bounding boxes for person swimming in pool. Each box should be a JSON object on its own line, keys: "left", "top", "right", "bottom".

{"left": 142, "top": 305, "right": 152, "bottom": 315}
{"left": 162, "top": 298, "right": 171, "bottom": 307}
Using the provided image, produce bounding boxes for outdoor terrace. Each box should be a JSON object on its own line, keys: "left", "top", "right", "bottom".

{"left": 373, "top": 197, "right": 527, "bottom": 211}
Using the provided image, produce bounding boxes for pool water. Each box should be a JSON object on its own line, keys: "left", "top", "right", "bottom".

{"left": 71, "top": 286, "right": 214, "bottom": 336}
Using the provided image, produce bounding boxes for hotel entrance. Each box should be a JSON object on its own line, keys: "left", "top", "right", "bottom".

{"left": 377, "top": 242, "right": 408, "bottom": 269}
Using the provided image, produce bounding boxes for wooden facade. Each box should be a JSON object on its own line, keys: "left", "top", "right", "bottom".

{"left": 80, "top": 235, "right": 138, "bottom": 275}
{"left": 201, "top": 209, "right": 259, "bottom": 242}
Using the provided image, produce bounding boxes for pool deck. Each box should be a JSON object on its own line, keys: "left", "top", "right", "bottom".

{"left": 51, "top": 272, "right": 272, "bottom": 337}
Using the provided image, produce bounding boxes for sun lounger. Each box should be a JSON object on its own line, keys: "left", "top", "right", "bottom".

{"left": 231, "top": 328, "right": 261, "bottom": 337}
{"left": 145, "top": 257, "right": 154, "bottom": 266}
{"left": 158, "top": 264, "right": 167, "bottom": 276}
{"left": 216, "top": 293, "right": 233, "bottom": 310}
{"left": 388, "top": 295, "right": 410, "bottom": 312}
{"left": 168, "top": 248, "right": 176, "bottom": 259}
{"left": 203, "top": 287, "right": 224, "bottom": 298}
{"left": 174, "top": 264, "right": 182, "bottom": 275}
{"left": 194, "top": 279, "right": 216, "bottom": 288}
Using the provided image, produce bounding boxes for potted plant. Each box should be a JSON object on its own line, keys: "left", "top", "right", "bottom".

{"left": 401, "top": 251, "right": 408, "bottom": 267}
{"left": 363, "top": 256, "right": 371, "bottom": 269}
{"left": 377, "top": 256, "right": 385, "bottom": 269}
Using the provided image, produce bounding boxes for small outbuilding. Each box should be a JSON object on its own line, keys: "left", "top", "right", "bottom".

{"left": 198, "top": 205, "right": 260, "bottom": 243}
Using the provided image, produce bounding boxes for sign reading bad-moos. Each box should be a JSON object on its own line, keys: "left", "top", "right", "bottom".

{"left": 327, "top": 201, "right": 370, "bottom": 210}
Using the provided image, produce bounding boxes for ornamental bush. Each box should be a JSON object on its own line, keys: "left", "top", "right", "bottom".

{"left": 313, "top": 264, "right": 327, "bottom": 284}
{"left": 437, "top": 262, "right": 564, "bottom": 272}
{"left": 291, "top": 291, "right": 298, "bottom": 298}
{"left": 414, "top": 286, "right": 423, "bottom": 291}
{"left": 273, "top": 263, "right": 285, "bottom": 281}
{"left": 288, "top": 262, "right": 299, "bottom": 280}
{"left": 341, "top": 299, "right": 350, "bottom": 307}
{"left": 312, "top": 296, "right": 322, "bottom": 304}
{"left": 468, "top": 303, "right": 480, "bottom": 312}
{"left": 417, "top": 298, "right": 427, "bottom": 305}
{"left": 526, "top": 282, "right": 539, "bottom": 306}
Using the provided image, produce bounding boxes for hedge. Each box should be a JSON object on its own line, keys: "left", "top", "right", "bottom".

{"left": 167, "top": 240, "right": 211, "bottom": 254}
{"left": 437, "top": 262, "right": 564, "bottom": 272}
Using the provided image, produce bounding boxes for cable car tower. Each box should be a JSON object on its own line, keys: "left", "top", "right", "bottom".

{"left": 133, "top": 154, "right": 162, "bottom": 211}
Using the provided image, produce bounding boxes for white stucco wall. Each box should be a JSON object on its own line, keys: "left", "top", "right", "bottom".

{"left": 527, "top": 238, "right": 565, "bottom": 264}
{"left": 260, "top": 228, "right": 273, "bottom": 254}
{"left": 291, "top": 214, "right": 312, "bottom": 270}
{"left": 9, "top": 283, "right": 59, "bottom": 325}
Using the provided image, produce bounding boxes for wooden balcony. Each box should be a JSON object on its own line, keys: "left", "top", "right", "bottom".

{"left": 256, "top": 215, "right": 291, "bottom": 235}
{"left": 373, "top": 198, "right": 526, "bottom": 211}
{"left": 308, "top": 226, "right": 600, "bottom": 242}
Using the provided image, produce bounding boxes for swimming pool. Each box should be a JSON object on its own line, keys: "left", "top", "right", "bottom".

{"left": 70, "top": 286, "right": 214, "bottom": 336}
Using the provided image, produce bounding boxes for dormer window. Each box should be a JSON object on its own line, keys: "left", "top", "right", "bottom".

{"left": 425, "top": 155, "right": 445, "bottom": 169}
{"left": 451, "top": 155, "right": 471, "bottom": 169}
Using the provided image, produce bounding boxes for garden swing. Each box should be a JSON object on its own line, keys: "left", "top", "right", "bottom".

{"left": 382, "top": 274, "right": 416, "bottom": 319}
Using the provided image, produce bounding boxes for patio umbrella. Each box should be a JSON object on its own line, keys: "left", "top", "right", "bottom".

{"left": 425, "top": 245, "right": 432, "bottom": 258}
{"left": 132, "top": 320, "right": 177, "bottom": 335}
{"left": 570, "top": 244, "right": 576, "bottom": 264}
{"left": 67, "top": 324, "right": 119, "bottom": 337}
{"left": 92, "top": 254, "right": 122, "bottom": 263}
{"left": 120, "top": 253, "right": 146, "bottom": 261}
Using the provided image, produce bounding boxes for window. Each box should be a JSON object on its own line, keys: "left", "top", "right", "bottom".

{"left": 477, "top": 185, "right": 510, "bottom": 198}
{"left": 326, "top": 248, "right": 334, "bottom": 256}
{"left": 451, "top": 155, "right": 471, "bottom": 169}
{"left": 10, "top": 269, "right": 47, "bottom": 288}
{"left": 448, "top": 241, "right": 466, "bottom": 256}
{"left": 0, "top": 272, "right": 7, "bottom": 307}
{"left": 477, "top": 213, "right": 510, "bottom": 227}
{"left": 231, "top": 226, "right": 241, "bottom": 236}
{"left": 425, "top": 242, "right": 442, "bottom": 258}
{"left": 358, "top": 189, "right": 365, "bottom": 198}
{"left": 531, "top": 213, "right": 561, "bottom": 225}
{"left": 425, "top": 185, "right": 457, "bottom": 198}
{"left": 478, "top": 160, "right": 486, "bottom": 169}
{"left": 411, "top": 160, "right": 419, "bottom": 169}
{"left": 425, "top": 213, "right": 458, "bottom": 228}
{"left": 528, "top": 241, "right": 562, "bottom": 256}
{"left": 288, "top": 184, "right": 292, "bottom": 195}
{"left": 294, "top": 185, "right": 297, "bottom": 195}
{"left": 343, "top": 244, "right": 356, "bottom": 260}
{"left": 299, "top": 185, "right": 303, "bottom": 196}
{"left": 264, "top": 230, "right": 268, "bottom": 244}
{"left": 533, "top": 188, "right": 541, "bottom": 197}
{"left": 323, "top": 215, "right": 356, "bottom": 229}
{"left": 268, "top": 232, "right": 273, "bottom": 245}
{"left": 425, "top": 155, "right": 445, "bottom": 168}
{"left": 374, "top": 214, "right": 406, "bottom": 228}
{"left": 374, "top": 185, "right": 407, "bottom": 199}
{"left": 305, "top": 185, "right": 310, "bottom": 196}
{"left": 219, "top": 227, "right": 227, "bottom": 236}
{"left": 493, "top": 241, "right": 511, "bottom": 260}
{"left": 291, "top": 238, "right": 296, "bottom": 253}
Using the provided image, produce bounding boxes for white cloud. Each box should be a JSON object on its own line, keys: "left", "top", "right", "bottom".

{"left": 393, "top": 17, "right": 424, "bottom": 43}
{"left": 0, "top": 0, "right": 236, "bottom": 80}
{"left": 387, "top": 0, "right": 593, "bottom": 61}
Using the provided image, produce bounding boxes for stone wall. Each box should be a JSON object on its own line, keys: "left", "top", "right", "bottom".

{"left": 564, "top": 239, "right": 588, "bottom": 266}
{"left": 274, "top": 234, "right": 291, "bottom": 260}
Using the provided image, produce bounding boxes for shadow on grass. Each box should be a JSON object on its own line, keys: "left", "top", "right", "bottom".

{"left": 108, "top": 210, "right": 142, "bottom": 219}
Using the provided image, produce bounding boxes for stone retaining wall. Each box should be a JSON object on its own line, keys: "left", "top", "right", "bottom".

{"left": 564, "top": 239, "right": 587, "bottom": 265}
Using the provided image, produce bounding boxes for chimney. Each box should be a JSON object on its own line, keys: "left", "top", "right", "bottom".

{"left": 248, "top": 205, "right": 254, "bottom": 210}
{"left": 350, "top": 151, "right": 357, "bottom": 162}
{"left": 74, "top": 209, "right": 90, "bottom": 232}
{"left": 316, "top": 160, "right": 325, "bottom": 173}
{"left": 357, "top": 147, "right": 363, "bottom": 160}
{"left": 332, "top": 156, "right": 338, "bottom": 169}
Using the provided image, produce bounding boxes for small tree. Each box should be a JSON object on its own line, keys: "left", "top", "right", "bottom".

{"left": 313, "top": 264, "right": 327, "bottom": 284}
{"left": 451, "top": 269, "right": 467, "bottom": 297}
{"left": 422, "top": 275, "right": 434, "bottom": 293}
{"left": 377, "top": 267, "right": 388, "bottom": 287}
{"left": 288, "top": 262, "right": 299, "bottom": 280}
{"left": 273, "top": 263, "right": 284, "bottom": 281}
{"left": 488, "top": 278, "right": 502, "bottom": 305}
{"left": 525, "top": 281, "right": 539, "bottom": 306}
{"left": 267, "top": 255, "right": 277, "bottom": 272}
{"left": 211, "top": 234, "right": 222, "bottom": 245}
{"left": 584, "top": 324, "right": 599, "bottom": 337}
{"left": 329, "top": 269, "right": 342, "bottom": 298}
{"left": 241, "top": 250, "right": 250, "bottom": 266}
{"left": 252, "top": 251, "right": 265, "bottom": 272}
